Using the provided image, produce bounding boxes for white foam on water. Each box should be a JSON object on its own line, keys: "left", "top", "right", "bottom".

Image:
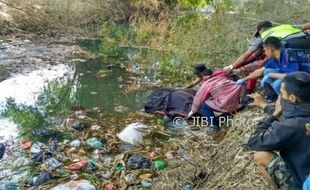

{"left": 0, "top": 64, "right": 73, "bottom": 106}
{"left": 0, "top": 64, "right": 74, "bottom": 140}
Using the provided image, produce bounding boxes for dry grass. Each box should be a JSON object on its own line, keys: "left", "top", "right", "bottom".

{"left": 153, "top": 108, "right": 269, "bottom": 190}
{"left": 1, "top": 0, "right": 106, "bottom": 36}
{"left": 0, "top": 0, "right": 178, "bottom": 36}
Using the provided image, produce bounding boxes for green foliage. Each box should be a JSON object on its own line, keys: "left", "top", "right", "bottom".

{"left": 212, "top": 0, "right": 237, "bottom": 12}
{"left": 37, "top": 80, "right": 75, "bottom": 116}
{"left": 0, "top": 79, "right": 76, "bottom": 138}
{"left": 1, "top": 98, "right": 45, "bottom": 138}
{"left": 99, "top": 20, "right": 135, "bottom": 58}
{"left": 179, "top": 0, "right": 210, "bottom": 8}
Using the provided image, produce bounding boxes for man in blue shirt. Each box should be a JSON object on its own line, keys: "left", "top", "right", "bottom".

{"left": 236, "top": 37, "right": 299, "bottom": 101}
{"left": 261, "top": 37, "right": 299, "bottom": 96}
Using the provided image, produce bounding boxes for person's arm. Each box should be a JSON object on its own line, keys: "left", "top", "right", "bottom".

{"left": 191, "top": 85, "right": 211, "bottom": 113}
{"left": 247, "top": 117, "right": 301, "bottom": 151}
{"left": 231, "top": 49, "right": 256, "bottom": 70}
{"left": 225, "top": 49, "right": 255, "bottom": 72}
{"left": 233, "top": 38, "right": 264, "bottom": 69}
{"left": 240, "top": 57, "right": 267, "bottom": 73}
{"left": 296, "top": 23, "right": 310, "bottom": 31}
{"left": 248, "top": 98, "right": 295, "bottom": 151}
{"left": 269, "top": 73, "right": 286, "bottom": 80}
{"left": 245, "top": 67, "right": 265, "bottom": 80}
{"left": 225, "top": 38, "right": 263, "bottom": 72}
{"left": 301, "top": 23, "right": 310, "bottom": 31}
{"left": 294, "top": 23, "right": 310, "bottom": 31}
{"left": 185, "top": 77, "right": 202, "bottom": 88}
{"left": 235, "top": 67, "right": 265, "bottom": 85}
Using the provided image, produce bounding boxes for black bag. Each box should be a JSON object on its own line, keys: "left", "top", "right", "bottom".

{"left": 286, "top": 48, "right": 310, "bottom": 74}
{"left": 282, "top": 32, "right": 310, "bottom": 49}
{"left": 144, "top": 88, "right": 196, "bottom": 118}
{"left": 287, "top": 49, "right": 310, "bottom": 63}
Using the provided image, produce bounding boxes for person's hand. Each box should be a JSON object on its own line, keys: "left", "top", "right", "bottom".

{"left": 235, "top": 67, "right": 245, "bottom": 74}
{"left": 223, "top": 65, "right": 233, "bottom": 73}
{"left": 236, "top": 79, "right": 246, "bottom": 85}
{"left": 273, "top": 97, "right": 282, "bottom": 118}
{"left": 187, "top": 111, "right": 194, "bottom": 119}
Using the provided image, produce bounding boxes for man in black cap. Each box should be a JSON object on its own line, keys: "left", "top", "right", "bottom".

{"left": 223, "top": 21, "right": 273, "bottom": 74}
{"left": 184, "top": 63, "right": 212, "bottom": 88}
{"left": 221, "top": 21, "right": 273, "bottom": 93}
{"left": 254, "top": 21, "right": 273, "bottom": 38}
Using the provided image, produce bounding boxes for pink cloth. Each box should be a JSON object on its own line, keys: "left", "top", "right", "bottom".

{"left": 192, "top": 70, "right": 246, "bottom": 113}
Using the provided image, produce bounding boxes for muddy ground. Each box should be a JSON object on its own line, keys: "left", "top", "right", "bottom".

{"left": 0, "top": 36, "right": 94, "bottom": 81}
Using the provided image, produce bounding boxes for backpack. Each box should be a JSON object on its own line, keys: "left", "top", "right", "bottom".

{"left": 144, "top": 88, "right": 196, "bottom": 118}
{"left": 282, "top": 32, "right": 310, "bottom": 49}
{"left": 286, "top": 48, "right": 310, "bottom": 74}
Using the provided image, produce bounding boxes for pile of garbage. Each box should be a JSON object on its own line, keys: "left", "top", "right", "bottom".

{"left": 0, "top": 105, "right": 271, "bottom": 189}
{"left": 0, "top": 108, "right": 174, "bottom": 189}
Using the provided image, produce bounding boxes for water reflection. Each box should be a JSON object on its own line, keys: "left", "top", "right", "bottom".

{"left": 0, "top": 59, "right": 150, "bottom": 139}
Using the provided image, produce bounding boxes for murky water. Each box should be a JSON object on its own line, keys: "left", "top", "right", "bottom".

{"left": 0, "top": 40, "right": 151, "bottom": 137}
{"left": 0, "top": 39, "right": 152, "bottom": 186}
{"left": 0, "top": 64, "right": 73, "bottom": 140}
{"left": 71, "top": 58, "right": 149, "bottom": 111}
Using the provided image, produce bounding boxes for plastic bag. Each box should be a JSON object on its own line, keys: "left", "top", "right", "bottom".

{"left": 117, "top": 123, "right": 151, "bottom": 145}
{"left": 51, "top": 180, "right": 95, "bottom": 190}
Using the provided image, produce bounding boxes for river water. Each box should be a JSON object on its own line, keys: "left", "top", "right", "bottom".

{"left": 0, "top": 38, "right": 153, "bottom": 187}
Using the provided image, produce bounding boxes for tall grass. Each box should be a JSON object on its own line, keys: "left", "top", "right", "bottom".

{"left": 99, "top": 0, "right": 310, "bottom": 83}
{"left": 2, "top": 0, "right": 106, "bottom": 36}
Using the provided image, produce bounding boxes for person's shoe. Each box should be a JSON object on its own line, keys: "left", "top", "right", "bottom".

{"left": 266, "top": 97, "right": 278, "bottom": 103}
{"left": 263, "top": 83, "right": 278, "bottom": 103}
{"left": 240, "top": 95, "right": 254, "bottom": 105}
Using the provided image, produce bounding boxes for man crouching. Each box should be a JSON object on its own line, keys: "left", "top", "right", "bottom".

{"left": 248, "top": 72, "right": 310, "bottom": 189}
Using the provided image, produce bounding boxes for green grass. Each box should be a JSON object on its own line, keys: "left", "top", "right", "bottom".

{"left": 98, "top": 0, "right": 310, "bottom": 84}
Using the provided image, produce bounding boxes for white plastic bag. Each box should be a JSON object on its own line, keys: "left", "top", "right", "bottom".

{"left": 117, "top": 123, "right": 151, "bottom": 145}
{"left": 51, "top": 180, "right": 96, "bottom": 190}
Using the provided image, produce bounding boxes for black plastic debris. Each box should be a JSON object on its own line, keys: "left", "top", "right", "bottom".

{"left": 72, "top": 121, "right": 86, "bottom": 131}
{"left": 31, "top": 152, "right": 53, "bottom": 163}
{"left": 0, "top": 143, "right": 5, "bottom": 159}
{"left": 28, "top": 172, "right": 52, "bottom": 187}
{"left": 127, "top": 155, "right": 152, "bottom": 169}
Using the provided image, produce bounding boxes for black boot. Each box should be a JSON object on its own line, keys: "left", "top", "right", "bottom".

{"left": 263, "top": 81, "right": 278, "bottom": 103}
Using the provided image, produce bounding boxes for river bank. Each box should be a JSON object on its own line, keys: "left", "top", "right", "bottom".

{"left": 2, "top": 0, "right": 309, "bottom": 189}
{"left": 0, "top": 35, "right": 271, "bottom": 190}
